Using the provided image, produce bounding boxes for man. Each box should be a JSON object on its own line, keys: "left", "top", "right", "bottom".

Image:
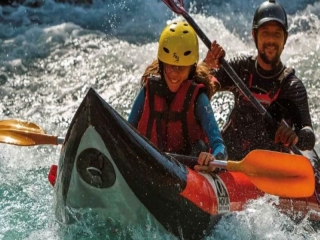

{"left": 195, "top": 0, "right": 316, "bottom": 170}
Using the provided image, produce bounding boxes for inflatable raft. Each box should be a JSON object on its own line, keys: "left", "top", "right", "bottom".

{"left": 51, "top": 88, "right": 320, "bottom": 239}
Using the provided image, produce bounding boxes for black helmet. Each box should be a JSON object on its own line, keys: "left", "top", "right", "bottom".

{"left": 252, "top": 0, "right": 288, "bottom": 32}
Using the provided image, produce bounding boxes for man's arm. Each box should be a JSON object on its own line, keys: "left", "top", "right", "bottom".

{"left": 277, "top": 76, "right": 315, "bottom": 150}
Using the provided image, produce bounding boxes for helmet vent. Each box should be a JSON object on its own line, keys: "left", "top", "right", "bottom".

{"left": 184, "top": 51, "right": 191, "bottom": 56}
{"left": 170, "top": 28, "right": 175, "bottom": 32}
{"left": 163, "top": 47, "right": 170, "bottom": 53}
{"left": 183, "top": 30, "right": 189, "bottom": 34}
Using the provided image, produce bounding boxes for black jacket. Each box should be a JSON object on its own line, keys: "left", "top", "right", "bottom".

{"left": 213, "top": 55, "right": 315, "bottom": 160}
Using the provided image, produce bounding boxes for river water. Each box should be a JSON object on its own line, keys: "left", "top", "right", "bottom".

{"left": 0, "top": 0, "right": 320, "bottom": 239}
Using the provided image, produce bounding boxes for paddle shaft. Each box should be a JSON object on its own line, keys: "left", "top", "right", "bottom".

{"left": 0, "top": 127, "right": 307, "bottom": 174}
{"left": 56, "top": 136, "right": 64, "bottom": 144}
{"left": 164, "top": 1, "right": 302, "bottom": 156}
{"left": 33, "top": 134, "right": 65, "bottom": 145}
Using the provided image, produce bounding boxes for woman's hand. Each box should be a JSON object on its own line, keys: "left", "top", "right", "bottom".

{"left": 194, "top": 152, "right": 216, "bottom": 172}
{"left": 204, "top": 41, "right": 225, "bottom": 69}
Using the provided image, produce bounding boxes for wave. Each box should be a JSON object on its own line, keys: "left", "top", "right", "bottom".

{"left": 1, "top": 0, "right": 320, "bottom": 43}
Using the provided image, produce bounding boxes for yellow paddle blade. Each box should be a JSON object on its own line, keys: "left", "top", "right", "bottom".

{"left": 227, "top": 150, "right": 315, "bottom": 198}
{"left": 0, "top": 120, "right": 59, "bottom": 146}
{"left": 0, "top": 129, "right": 58, "bottom": 146}
{"left": 0, "top": 130, "right": 36, "bottom": 146}
{"left": 0, "top": 119, "right": 45, "bottom": 134}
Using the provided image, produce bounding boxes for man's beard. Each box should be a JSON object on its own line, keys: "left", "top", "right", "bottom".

{"left": 259, "top": 44, "right": 281, "bottom": 66}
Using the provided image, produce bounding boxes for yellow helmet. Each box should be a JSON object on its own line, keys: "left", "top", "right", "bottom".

{"left": 158, "top": 21, "right": 199, "bottom": 66}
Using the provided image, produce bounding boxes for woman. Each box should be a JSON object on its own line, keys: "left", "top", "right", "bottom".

{"left": 128, "top": 21, "right": 226, "bottom": 169}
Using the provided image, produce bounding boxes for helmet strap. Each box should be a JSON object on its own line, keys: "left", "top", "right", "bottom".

{"left": 188, "top": 63, "right": 197, "bottom": 80}
{"left": 252, "top": 29, "right": 258, "bottom": 48}
{"left": 283, "top": 32, "right": 288, "bottom": 46}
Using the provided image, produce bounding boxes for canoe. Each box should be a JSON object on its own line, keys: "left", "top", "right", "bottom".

{"left": 51, "top": 88, "right": 320, "bottom": 239}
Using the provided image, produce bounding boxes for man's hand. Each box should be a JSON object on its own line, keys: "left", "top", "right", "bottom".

{"left": 204, "top": 41, "right": 225, "bottom": 69}
{"left": 274, "top": 121, "right": 298, "bottom": 146}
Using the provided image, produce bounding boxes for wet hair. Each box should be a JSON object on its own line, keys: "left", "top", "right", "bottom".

{"left": 140, "top": 59, "right": 219, "bottom": 100}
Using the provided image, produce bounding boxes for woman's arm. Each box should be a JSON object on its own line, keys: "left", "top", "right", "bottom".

{"left": 128, "top": 87, "right": 145, "bottom": 128}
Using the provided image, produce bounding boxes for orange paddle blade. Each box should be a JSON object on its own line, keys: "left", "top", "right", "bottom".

{"left": 227, "top": 150, "right": 315, "bottom": 198}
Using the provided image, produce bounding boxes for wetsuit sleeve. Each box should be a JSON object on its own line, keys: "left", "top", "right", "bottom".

{"left": 128, "top": 87, "right": 145, "bottom": 128}
{"left": 277, "top": 76, "right": 315, "bottom": 150}
{"left": 195, "top": 93, "right": 227, "bottom": 159}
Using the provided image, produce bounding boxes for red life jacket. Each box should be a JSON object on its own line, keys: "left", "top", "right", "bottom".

{"left": 236, "top": 64, "right": 294, "bottom": 107}
{"left": 137, "top": 77, "right": 208, "bottom": 154}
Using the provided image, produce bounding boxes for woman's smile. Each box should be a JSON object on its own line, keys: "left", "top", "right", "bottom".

{"left": 164, "top": 64, "right": 192, "bottom": 92}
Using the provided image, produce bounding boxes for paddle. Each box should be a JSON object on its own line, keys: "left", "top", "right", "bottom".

{"left": 0, "top": 119, "right": 315, "bottom": 198}
{"left": 0, "top": 119, "right": 64, "bottom": 146}
{"left": 0, "top": 119, "right": 45, "bottom": 133}
{"left": 161, "top": 0, "right": 302, "bottom": 156}
{"left": 170, "top": 150, "right": 315, "bottom": 198}
{"left": 218, "top": 150, "right": 314, "bottom": 198}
